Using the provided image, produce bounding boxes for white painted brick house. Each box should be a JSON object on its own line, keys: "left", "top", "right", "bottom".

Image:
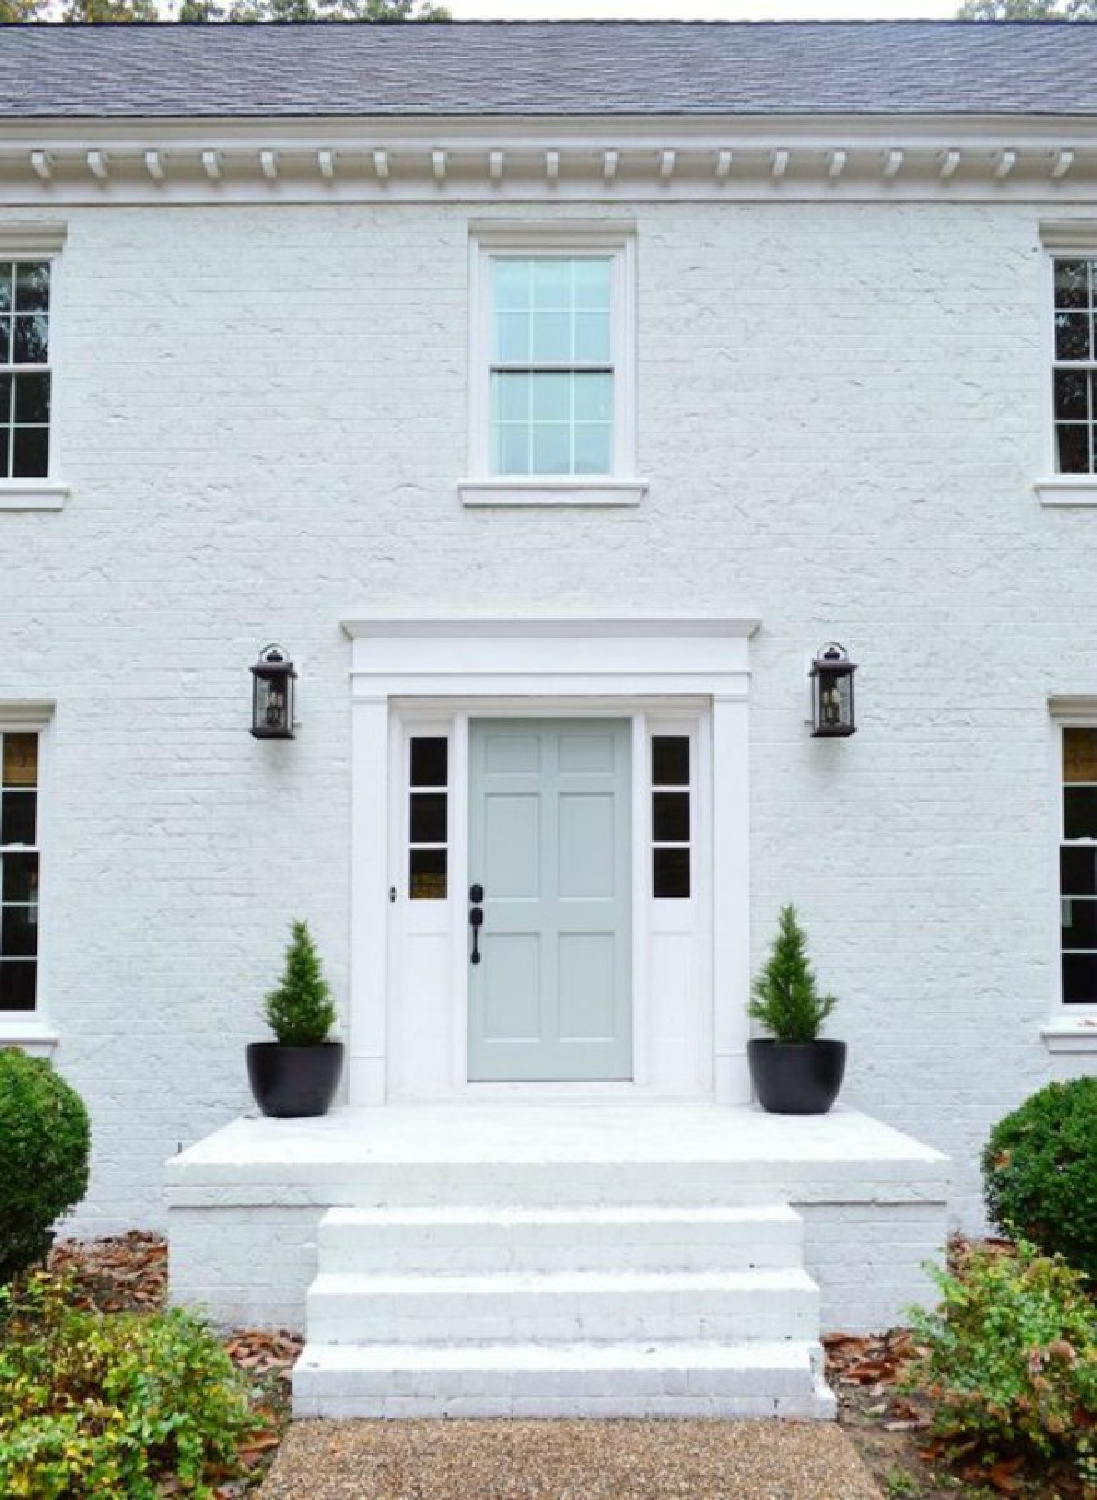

{"left": 2, "top": 20, "right": 1096, "bottom": 1417}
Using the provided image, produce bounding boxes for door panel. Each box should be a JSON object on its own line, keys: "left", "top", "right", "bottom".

{"left": 468, "top": 718, "right": 632, "bottom": 1082}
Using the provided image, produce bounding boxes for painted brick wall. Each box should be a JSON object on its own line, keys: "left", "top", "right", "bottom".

{"left": 1, "top": 199, "right": 1091, "bottom": 1234}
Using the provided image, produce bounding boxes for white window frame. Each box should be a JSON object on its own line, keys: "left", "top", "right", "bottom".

{"left": 461, "top": 223, "right": 646, "bottom": 508}
{"left": 0, "top": 224, "right": 68, "bottom": 513}
{"left": 0, "top": 705, "right": 57, "bottom": 1053}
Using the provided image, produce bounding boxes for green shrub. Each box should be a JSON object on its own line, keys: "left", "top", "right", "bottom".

{"left": 747, "top": 903, "right": 837, "bottom": 1043}
{"left": 982, "top": 1077, "right": 1097, "bottom": 1282}
{"left": 907, "top": 1241, "right": 1097, "bottom": 1484}
{"left": 0, "top": 1272, "right": 263, "bottom": 1499}
{"left": 264, "top": 919, "right": 336, "bottom": 1046}
{"left": 0, "top": 1050, "right": 90, "bottom": 1284}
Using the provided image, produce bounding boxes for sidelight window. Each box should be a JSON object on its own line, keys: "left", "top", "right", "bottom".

{"left": 408, "top": 736, "right": 449, "bottom": 900}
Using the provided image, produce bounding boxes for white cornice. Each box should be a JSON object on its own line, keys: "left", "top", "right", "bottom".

{"left": 0, "top": 113, "right": 1096, "bottom": 204}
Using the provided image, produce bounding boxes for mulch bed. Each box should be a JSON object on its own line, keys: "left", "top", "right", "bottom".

{"left": 34, "top": 1230, "right": 1088, "bottom": 1499}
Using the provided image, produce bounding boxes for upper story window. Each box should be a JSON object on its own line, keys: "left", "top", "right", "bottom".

{"left": 1052, "top": 258, "right": 1097, "bottom": 475}
{"left": 463, "top": 227, "right": 644, "bottom": 507}
{"left": 1, "top": 260, "right": 50, "bottom": 481}
{"left": 491, "top": 256, "right": 614, "bottom": 478}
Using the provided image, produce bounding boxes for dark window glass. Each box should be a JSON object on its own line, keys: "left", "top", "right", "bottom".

{"left": 1056, "top": 312, "right": 1091, "bottom": 362}
{"left": 411, "top": 737, "right": 448, "bottom": 788}
{"left": 653, "top": 791, "right": 690, "bottom": 843}
{"left": 1, "top": 905, "right": 36, "bottom": 958}
{"left": 1063, "top": 897, "right": 1097, "bottom": 951}
{"left": 0, "top": 959, "right": 35, "bottom": 1011}
{"left": 653, "top": 847, "right": 690, "bottom": 900}
{"left": 1062, "top": 845, "right": 1097, "bottom": 896}
{"left": 13, "top": 373, "right": 49, "bottom": 425}
{"left": 652, "top": 736, "right": 689, "bottom": 787}
{"left": 1058, "top": 425, "right": 1090, "bottom": 473}
{"left": 1054, "top": 368, "right": 1090, "bottom": 420}
{"left": 12, "top": 427, "right": 47, "bottom": 479}
{"left": 1063, "top": 952, "right": 1097, "bottom": 1005}
{"left": 14, "top": 263, "right": 49, "bottom": 314}
{"left": 410, "top": 792, "right": 447, "bottom": 845}
{"left": 1, "top": 852, "right": 37, "bottom": 905}
{"left": 0, "top": 267, "right": 11, "bottom": 315}
{"left": 1065, "top": 786, "right": 1097, "bottom": 841}
{"left": 12, "top": 314, "right": 47, "bottom": 365}
{"left": 410, "top": 848, "right": 447, "bottom": 901}
{"left": 1055, "top": 259, "right": 1090, "bottom": 309}
{"left": 1, "top": 791, "right": 35, "bottom": 846}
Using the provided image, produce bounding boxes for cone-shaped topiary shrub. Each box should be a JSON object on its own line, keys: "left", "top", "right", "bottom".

{"left": 264, "top": 919, "right": 336, "bottom": 1047}
{"left": 0, "top": 1049, "right": 90, "bottom": 1284}
{"left": 983, "top": 1078, "right": 1097, "bottom": 1283}
{"left": 748, "top": 903, "right": 837, "bottom": 1043}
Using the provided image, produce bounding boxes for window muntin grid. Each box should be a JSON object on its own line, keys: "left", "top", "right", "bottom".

{"left": 0, "top": 261, "right": 50, "bottom": 481}
{"left": 1061, "top": 727, "right": 1097, "bottom": 1004}
{"left": 1053, "top": 258, "right": 1097, "bottom": 475}
{"left": 490, "top": 256, "right": 614, "bottom": 478}
{"left": 0, "top": 732, "right": 39, "bottom": 1011}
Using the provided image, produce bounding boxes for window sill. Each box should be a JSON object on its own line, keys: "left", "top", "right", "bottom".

{"left": 1035, "top": 478, "right": 1097, "bottom": 506}
{"left": 460, "top": 478, "right": 648, "bottom": 508}
{"left": 1040, "top": 1020, "right": 1097, "bottom": 1054}
{"left": 0, "top": 1019, "right": 59, "bottom": 1055}
{"left": 0, "top": 482, "right": 69, "bottom": 512}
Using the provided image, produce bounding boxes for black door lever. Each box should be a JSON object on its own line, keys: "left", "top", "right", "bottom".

{"left": 469, "top": 904, "right": 484, "bottom": 964}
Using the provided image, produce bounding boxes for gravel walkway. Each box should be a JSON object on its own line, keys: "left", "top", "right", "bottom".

{"left": 260, "top": 1419, "right": 881, "bottom": 1499}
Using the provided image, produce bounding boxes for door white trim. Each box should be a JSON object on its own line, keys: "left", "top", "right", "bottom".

{"left": 346, "top": 617, "right": 758, "bottom": 1108}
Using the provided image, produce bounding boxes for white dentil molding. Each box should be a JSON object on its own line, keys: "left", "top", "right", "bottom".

{"left": 0, "top": 114, "right": 1096, "bottom": 204}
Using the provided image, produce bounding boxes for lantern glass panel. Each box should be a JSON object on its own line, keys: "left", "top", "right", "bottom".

{"left": 254, "top": 674, "right": 290, "bottom": 736}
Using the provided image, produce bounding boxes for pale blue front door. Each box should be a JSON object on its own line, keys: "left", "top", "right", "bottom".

{"left": 468, "top": 719, "right": 632, "bottom": 1082}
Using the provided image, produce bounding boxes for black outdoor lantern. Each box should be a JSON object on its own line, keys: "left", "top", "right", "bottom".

{"left": 810, "top": 642, "right": 857, "bottom": 738}
{"left": 250, "top": 644, "right": 297, "bottom": 740}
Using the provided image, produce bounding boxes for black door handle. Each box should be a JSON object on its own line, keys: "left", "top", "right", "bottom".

{"left": 469, "top": 904, "right": 484, "bottom": 965}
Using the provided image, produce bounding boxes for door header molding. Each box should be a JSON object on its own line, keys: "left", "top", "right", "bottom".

{"left": 343, "top": 617, "right": 760, "bottom": 702}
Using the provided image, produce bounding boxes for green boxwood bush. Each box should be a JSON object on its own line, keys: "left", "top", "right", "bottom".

{"left": 0, "top": 1050, "right": 90, "bottom": 1284}
{"left": 0, "top": 1272, "right": 264, "bottom": 1499}
{"left": 907, "top": 1241, "right": 1097, "bottom": 1485}
{"left": 982, "top": 1077, "right": 1097, "bottom": 1282}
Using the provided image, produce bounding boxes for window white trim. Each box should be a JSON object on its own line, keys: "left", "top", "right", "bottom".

{"left": 465, "top": 223, "right": 643, "bottom": 506}
{"left": 0, "top": 705, "right": 54, "bottom": 1045}
{"left": 1045, "top": 707, "right": 1097, "bottom": 1049}
{"left": 0, "top": 230, "right": 66, "bottom": 501}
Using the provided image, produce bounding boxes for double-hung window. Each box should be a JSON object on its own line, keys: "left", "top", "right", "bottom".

{"left": 1059, "top": 725, "right": 1097, "bottom": 1008}
{"left": 0, "top": 727, "right": 43, "bottom": 1013}
{"left": 0, "top": 225, "right": 66, "bottom": 510}
{"left": 1051, "top": 257, "right": 1097, "bottom": 476}
{"left": 464, "top": 228, "right": 643, "bottom": 506}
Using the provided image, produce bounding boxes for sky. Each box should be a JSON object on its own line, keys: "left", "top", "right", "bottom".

{"left": 444, "top": 0, "right": 961, "bottom": 18}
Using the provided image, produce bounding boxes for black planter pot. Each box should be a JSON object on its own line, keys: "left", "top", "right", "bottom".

{"left": 747, "top": 1038, "right": 847, "bottom": 1115}
{"left": 246, "top": 1041, "right": 344, "bottom": 1119}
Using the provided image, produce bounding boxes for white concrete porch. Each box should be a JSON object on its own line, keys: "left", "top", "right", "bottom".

{"left": 166, "top": 1102, "right": 950, "bottom": 1339}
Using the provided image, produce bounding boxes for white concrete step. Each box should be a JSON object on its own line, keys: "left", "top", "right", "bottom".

{"left": 305, "top": 1266, "right": 820, "bottom": 1346}
{"left": 317, "top": 1203, "right": 804, "bottom": 1276}
{"left": 292, "top": 1339, "right": 837, "bottom": 1420}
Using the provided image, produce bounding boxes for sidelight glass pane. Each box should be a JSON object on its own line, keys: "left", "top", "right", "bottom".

{"left": 410, "top": 737, "right": 447, "bottom": 788}
{"left": 410, "top": 848, "right": 447, "bottom": 901}
{"left": 653, "top": 791, "right": 690, "bottom": 843}
{"left": 1062, "top": 844, "right": 1097, "bottom": 896}
{"left": 652, "top": 736, "right": 690, "bottom": 788}
{"left": 3, "top": 734, "right": 37, "bottom": 786}
{"left": 410, "top": 792, "right": 447, "bottom": 845}
{"left": 653, "top": 846, "right": 691, "bottom": 900}
{"left": 1, "top": 791, "right": 35, "bottom": 847}
{"left": 0, "top": 959, "right": 35, "bottom": 1011}
{"left": 1063, "top": 951, "right": 1097, "bottom": 1004}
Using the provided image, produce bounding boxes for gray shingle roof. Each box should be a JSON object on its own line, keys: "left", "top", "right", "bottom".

{"left": 0, "top": 21, "right": 1095, "bottom": 121}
